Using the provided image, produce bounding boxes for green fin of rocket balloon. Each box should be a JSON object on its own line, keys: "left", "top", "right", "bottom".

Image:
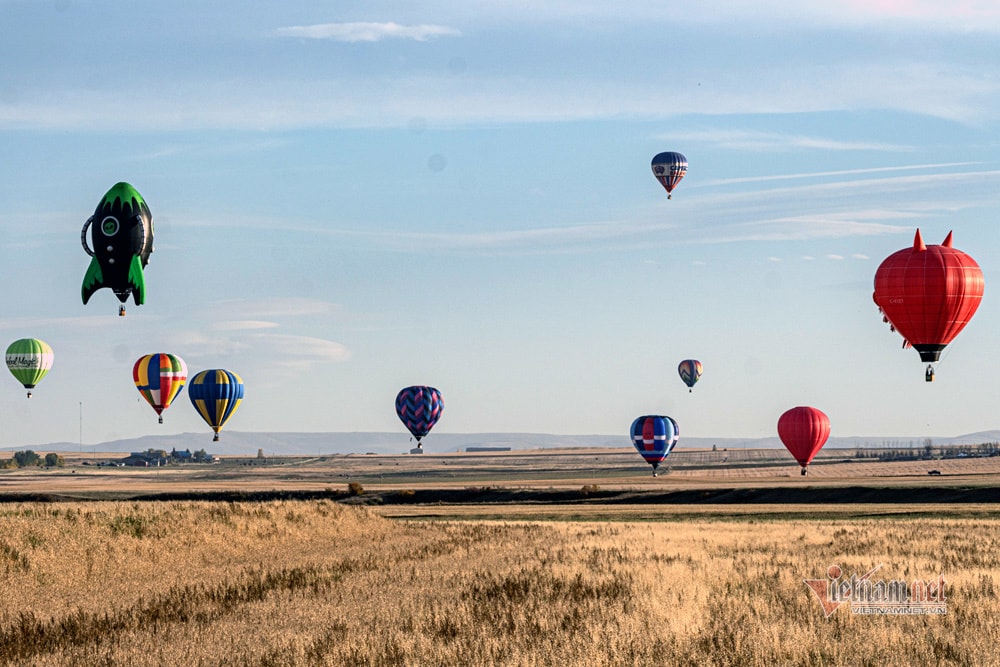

{"left": 128, "top": 254, "right": 145, "bottom": 305}
{"left": 81, "top": 257, "right": 104, "bottom": 305}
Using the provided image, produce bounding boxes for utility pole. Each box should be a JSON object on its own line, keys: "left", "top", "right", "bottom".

{"left": 79, "top": 402, "right": 83, "bottom": 452}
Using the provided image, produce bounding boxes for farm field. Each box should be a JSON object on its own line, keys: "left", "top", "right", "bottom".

{"left": 0, "top": 499, "right": 995, "bottom": 666}
{"left": 0, "top": 447, "right": 996, "bottom": 665}
{"left": 2, "top": 446, "right": 999, "bottom": 498}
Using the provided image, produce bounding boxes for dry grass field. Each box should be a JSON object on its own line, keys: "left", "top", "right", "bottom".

{"left": 0, "top": 448, "right": 996, "bottom": 665}
{"left": 0, "top": 499, "right": 997, "bottom": 666}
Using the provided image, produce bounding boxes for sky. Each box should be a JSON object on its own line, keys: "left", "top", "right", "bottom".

{"left": 2, "top": 0, "right": 1000, "bottom": 447}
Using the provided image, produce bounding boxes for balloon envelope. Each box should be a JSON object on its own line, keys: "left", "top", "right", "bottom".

{"left": 188, "top": 369, "right": 244, "bottom": 440}
{"left": 133, "top": 353, "right": 188, "bottom": 421}
{"left": 630, "top": 415, "right": 678, "bottom": 470}
{"left": 678, "top": 359, "right": 703, "bottom": 390}
{"left": 873, "top": 229, "right": 984, "bottom": 363}
{"left": 777, "top": 406, "right": 830, "bottom": 468}
{"left": 395, "top": 386, "right": 443, "bottom": 444}
{"left": 6, "top": 338, "right": 53, "bottom": 396}
{"left": 81, "top": 182, "right": 154, "bottom": 311}
{"left": 651, "top": 152, "right": 688, "bottom": 198}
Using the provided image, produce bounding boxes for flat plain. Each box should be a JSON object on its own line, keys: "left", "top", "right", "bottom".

{"left": 0, "top": 446, "right": 996, "bottom": 666}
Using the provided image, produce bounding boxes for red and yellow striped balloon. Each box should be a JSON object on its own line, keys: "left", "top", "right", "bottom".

{"left": 133, "top": 353, "right": 188, "bottom": 423}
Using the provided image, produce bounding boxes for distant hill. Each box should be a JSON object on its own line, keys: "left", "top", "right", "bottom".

{"left": 7, "top": 430, "right": 1000, "bottom": 457}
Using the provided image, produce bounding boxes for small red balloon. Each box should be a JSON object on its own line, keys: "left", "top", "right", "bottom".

{"left": 777, "top": 406, "right": 830, "bottom": 469}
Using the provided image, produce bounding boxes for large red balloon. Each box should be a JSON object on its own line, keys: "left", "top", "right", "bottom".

{"left": 873, "top": 229, "right": 984, "bottom": 363}
{"left": 777, "top": 406, "right": 830, "bottom": 473}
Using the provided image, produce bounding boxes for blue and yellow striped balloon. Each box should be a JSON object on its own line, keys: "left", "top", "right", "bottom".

{"left": 188, "top": 369, "right": 244, "bottom": 441}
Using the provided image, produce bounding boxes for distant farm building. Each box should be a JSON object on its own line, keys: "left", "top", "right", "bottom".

{"left": 120, "top": 452, "right": 168, "bottom": 467}
{"left": 465, "top": 446, "right": 512, "bottom": 453}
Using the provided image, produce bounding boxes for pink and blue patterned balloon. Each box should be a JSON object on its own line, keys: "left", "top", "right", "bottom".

{"left": 395, "top": 385, "right": 443, "bottom": 447}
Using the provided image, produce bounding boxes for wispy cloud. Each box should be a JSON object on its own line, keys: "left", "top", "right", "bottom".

{"left": 275, "top": 22, "right": 461, "bottom": 42}
{"left": 210, "top": 320, "right": 281, "bottom": 332}
{"left": 0, "top": 315, "right": 118, "bottom": 331}
{"left": 166, "top": 328, "right": 349, "bottom": 370}
{"left": 657, "top": 129, "right": 915, "bottom": 153}
{"left": 165, "top": 164, "right": 1000, "bottom": 256}
{"left": 4, "top": 59, "right": 999, "bottom": 131}
{"left": 700, "top": 216, "right": 909, "bottom": 244}
{"left": 205, "top": 297, "right": 343, "bottom": 320}
{"left": 248, "top": 334, "right": 350, "bottom": 367}
{"left": 698, "top": 162, "right": 983, "bottom": 188}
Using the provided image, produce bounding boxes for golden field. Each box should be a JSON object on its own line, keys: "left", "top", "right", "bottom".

{"left": 0, "top": 499, "right": 997, "bottom": 666}
{"left": 0, "top": 447, "right": 996, "bottom": 665}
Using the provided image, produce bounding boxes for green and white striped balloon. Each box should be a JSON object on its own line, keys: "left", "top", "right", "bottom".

{"left": 6, "top": 338, "right": 53, "bottom": 398}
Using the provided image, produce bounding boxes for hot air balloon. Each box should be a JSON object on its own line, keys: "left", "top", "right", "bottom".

{"left": 777, "top": 406, "right": 830, "bottom": 476}
{"left": 133, "top": 354, "right": 188, "bottom": 424}
{"left": 5, "top": 338, "right": 53, "bottom": 398}
{"left": 651, "top": 152, "right": 688, "bottom": 199}
{"left": 395, "top": 386, "right": 443, "bottom": 449}
{"left": 81, "top": 182, "right": 154, "bottom": 316}
{"left": 188, "top": 369, "right": 244, "bottom": 441}
{"left": 873, "top": 229, "right": 984, "bottom": 382}
{"left": 678, "top": 359, "right": 703, "bottom": 392}
{"left": 630, "top": 415, "right": 679, "bottom": 477}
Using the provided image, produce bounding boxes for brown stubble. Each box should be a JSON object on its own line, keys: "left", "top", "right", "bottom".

{"left": 0, "top": 502, "right": 997, "bottom": 665}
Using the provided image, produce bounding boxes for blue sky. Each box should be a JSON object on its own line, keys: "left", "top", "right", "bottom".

{"left": 2, "top": 0, "right": 1000, "bottom": 447}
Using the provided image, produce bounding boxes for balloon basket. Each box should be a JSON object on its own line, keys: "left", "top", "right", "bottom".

{"left": 119, "top": 306, "right": 126, "bottom": 317}
{"left": 213, "top": 434, "right": 220, "bottom": 442}
{"left": 158, "top": 416, "right": 163, "bottom": 424}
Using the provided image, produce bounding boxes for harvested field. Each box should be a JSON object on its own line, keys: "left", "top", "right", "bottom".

{"left": 0, "top": 500, "right": 994, "bottom": 666}
{"left": 1, "top": 447, "right": 997, "bottom": 498}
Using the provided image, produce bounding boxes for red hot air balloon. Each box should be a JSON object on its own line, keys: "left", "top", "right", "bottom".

{"left": 777, "top": 406, "right": 830, "bottom": 476}
{"left": 873, "top": 229, "right": 984, "bottom": 382}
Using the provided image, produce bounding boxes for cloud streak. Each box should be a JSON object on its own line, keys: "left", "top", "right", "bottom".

{"left": 275, "top": 22, "right": 460, "bottom": 42}
{"left": 657, "top": 129, "right": 916, "bottom": 153}
{"left": 3, "top": 60, "right": 999, "bottom": 131}
{"left": 697, "top": 162, "right": 984, "bottom": 187}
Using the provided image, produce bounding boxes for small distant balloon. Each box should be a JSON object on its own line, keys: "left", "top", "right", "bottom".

{"left": 678, "top": 359, "right": 703, "bottom": 392}
{"left": 651, "top": 152, "right": 688, "bottom": 199}
{"left": 630, "top": 415, "right": 679, "bottom": 477}
{"left": 777, "top": 406, "right": 830, "bottom": 476}
{"left": 6, "top": 338, "right": 53, "bottom": 398}
{"left": 395, "top": 386, "right": 443, "bottom": 449}
{"left": 188, "top": 369, "right": 244, "bottom": 441}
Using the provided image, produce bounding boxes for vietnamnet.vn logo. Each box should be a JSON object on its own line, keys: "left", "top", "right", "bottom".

{"left": 804, "top": 564, "right": 947, "bottom": 617}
